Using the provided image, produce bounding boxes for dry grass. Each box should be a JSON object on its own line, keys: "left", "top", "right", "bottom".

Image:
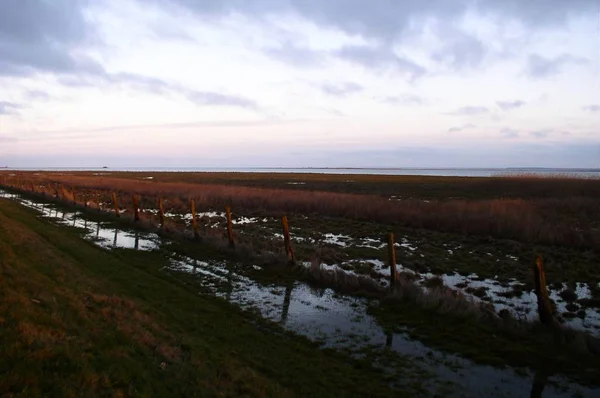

{"left": 6, "top": 173, "right": 600, "bottom": 250}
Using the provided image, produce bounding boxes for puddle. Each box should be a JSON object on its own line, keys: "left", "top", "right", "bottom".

{"left": 322, "top": 233, "right": 352, "bottom": 247}
{"left": 8, "top": 195, "right": 160, "bottom": 251}
{"left": 167, "top": 254, "right": 598, "bottom": 397}
{"left": 1, "top": 190, "right": 598, "bottom": 397}
{"left": 342, "top": 258, "right": 600, "bottom": 336}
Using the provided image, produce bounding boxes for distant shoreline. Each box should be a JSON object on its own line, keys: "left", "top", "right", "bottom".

{"left": 4, "top": 167, "right": 600, "bottom": 171}
{"left": 2, "top": 167, "right": 600, "bottom": 178}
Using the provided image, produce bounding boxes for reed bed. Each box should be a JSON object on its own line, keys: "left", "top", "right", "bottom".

{"left": 8, "top": 173, "right": 600, "bottom": 251}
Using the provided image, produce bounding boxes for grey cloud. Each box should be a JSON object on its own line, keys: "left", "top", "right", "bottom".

{"left": 58, "top": 71, "right": 258, "bottom": 109}
{"left": 108, "top": 73, "right": 257, "bottom": 109}
{"left": 158, "top": 0, "right": 596, "bottom": 79}
{"left": 264, "top": 42, "right": 325, "bottom": 67}
{"left": 268, "top": 43, "right": 428, "bottom": 80}
{"left": 0, "top": 101, "right": 21, "bottom": 115}
{"left": 497, "top": 100, "right": 525, "bottom": 111}
{"left": 0, "top": 0, "right": 100, "bottom": 77}
{"left": 0, "top": 0, "right": 254, "bottom": 111}
{"left": 26, "top": 90, "right": 52, "bottom": 101}
{"left": 476, "top": 0, "right": 597, "bottom": 28}
{"left": 448, "top": 123, "right": 476, "bottom": 133}
{"left": 525, "top": 53, "right": 588, "bottom": 78}
{"left": 582, "top": 105, "right": 600, "bottom": 113}
{"left": 4, "top": 0, "right": 594, "bottom": 83}
{"left": 379, "top": 95, "right": 425, "bottom": 106}
{"left": 161, "top": 1, "right": 596, "bottom": 42}
{"left": 150, "top": 21, "right": 197, "bottom": 43}
{"left": 186, "top": 91, "right": 257, "bottom": 108}
{"left": 500, "top": 128, "right": 519, "bottom": 138}
{"left": 320, "top": 82, "right": 363, "bottom": 96}
{"left": 447, "top": 106, "right": 489, "bottom": 116}
{"left": 431, "top": 23, "right": 487, "bottom": 71}
{"left": 335, "top": 45, "right": 426, "bottom": 81}
{"left": 530, "top": 129, "right": 552, "bottom": 138}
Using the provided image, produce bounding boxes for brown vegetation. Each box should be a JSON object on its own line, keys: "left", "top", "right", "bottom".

{"left": 3, "top": 172, "right": 600, "bottom": 251}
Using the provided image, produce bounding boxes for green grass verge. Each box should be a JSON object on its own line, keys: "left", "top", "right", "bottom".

{"left": 0, "top": 199, "right": 401, "bottom": 397}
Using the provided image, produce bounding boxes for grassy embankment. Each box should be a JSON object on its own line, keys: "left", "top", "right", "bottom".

{"left": 0, "top": 199, "right": 402, "bottom": 397}
{"left": 2, "top": 194, "right": 600, "bottom": 390}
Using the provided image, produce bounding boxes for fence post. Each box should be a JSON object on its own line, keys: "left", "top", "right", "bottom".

{"left": 282, "top": 216, "right": 295, "bottom": 263}
{"left": 112, "top": 192, "right": 120, "bottom": 218}
{"left": 158, "top": 197, "right": 165, "bottom": 228}
{"left": 533, "top": 256, "right": 555, "bottom": 326}
{"left": 225, "top": 205, "right": 235, "bottom": 248}
{"left": 190, "top": 198, "right": 199, "bottom": 239}
{"left": 132, "top": 195, "right": 140, "bottom": 222}
{"left": 72, "top": 189, "right": 77, "bottom": 205}
{"left": 388, "top": 232, "right": 398, "bottom": 290}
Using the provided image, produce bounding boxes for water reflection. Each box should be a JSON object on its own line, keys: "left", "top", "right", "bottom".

{"left": 281, "top": 282, "right": 293, "bottom": 324}
{"left": 0, "top": 189, "right": 597, "bottom": 398}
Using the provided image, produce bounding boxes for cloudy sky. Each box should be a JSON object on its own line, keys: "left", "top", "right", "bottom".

{"left": 1, "top": 0, "right": 599, "bottom": 168}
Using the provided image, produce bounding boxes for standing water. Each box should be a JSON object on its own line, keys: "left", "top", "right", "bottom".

{"left": 1, "top": 190, "right": 598, "bottom": 397}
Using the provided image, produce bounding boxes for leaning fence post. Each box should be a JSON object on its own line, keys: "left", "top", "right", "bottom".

{"left": 190, "top": 198, "right": 199, "bottom": 239}
{"left": 158, "top": 197, "right": 165, "bottom": 228}
{"left": 132, "top": 195, "right": 140, "bottom": 222}
{"left": 225, "top": 205, "right": 235, "bottom": 248}
{"left": 533, "top": 256, "right": 554, "bottom": 326}
{"left": 282, "top": 216, "right": 295, "bottom": 263}
{"left": 388, "top": 232, "right": 398, "bottom": 290}
{"left": 112, "top": 192, "right": 120, "bottom": 218}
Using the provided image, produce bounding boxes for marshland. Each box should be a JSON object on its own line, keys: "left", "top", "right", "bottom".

{"left": 1, "top": 170, "right": 600, "bottom": 397}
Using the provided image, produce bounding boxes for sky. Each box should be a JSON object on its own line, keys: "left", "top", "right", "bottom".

{"left": 0, "top": 0, "right": 599, "bottom": 168}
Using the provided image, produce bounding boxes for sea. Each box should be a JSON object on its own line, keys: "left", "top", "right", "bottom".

{"left": 3, "top": 167, "right": 600, "bottom": 178}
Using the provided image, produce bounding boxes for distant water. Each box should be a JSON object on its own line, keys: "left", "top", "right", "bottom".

{"left": 3, "top": 167, "right": 600, "bottom": 178}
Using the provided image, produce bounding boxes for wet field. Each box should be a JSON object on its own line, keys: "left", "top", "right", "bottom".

{"left": 2, "top": 190, "right": 599, "bottom": 397}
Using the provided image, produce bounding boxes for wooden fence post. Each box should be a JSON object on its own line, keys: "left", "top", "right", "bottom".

{"left": 533, "top": 256, "right": 554, "bottom": 326}
{"left": 282, "top": 216, "right": 295, "bottom": 263}
{"left": 190, "top": 198, "right": 199, "bottom": 239}
{"left": 158, "top": 197, "right": 165, "bottom": 228}
{"left": 72, "top": 189, "right": 77, "bottom": 205}
{"left": 112, "top": 192, "right": 120, "bottom": 218}
{"left": 132, "top": 195, "right": 140, "bottom": 222}
{"left": 225, "top": 205, "right": 235, "bottom": 248}
{"left": 388, "top": 232, "right": 398, "bottom": 290}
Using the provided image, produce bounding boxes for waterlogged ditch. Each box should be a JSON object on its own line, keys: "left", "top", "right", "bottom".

{"left": 1, "top": 191, "right": 599, "bottom": 397}
{"left": 137, "top": 207, "right": 600, "bottom": 336}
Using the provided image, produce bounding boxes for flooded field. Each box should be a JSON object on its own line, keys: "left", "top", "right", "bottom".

{"left": 2, "top": 190, "right": 599, "bottom": 397}
{"left": 122, "top": 206, "right": 600, "bottom": 336}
